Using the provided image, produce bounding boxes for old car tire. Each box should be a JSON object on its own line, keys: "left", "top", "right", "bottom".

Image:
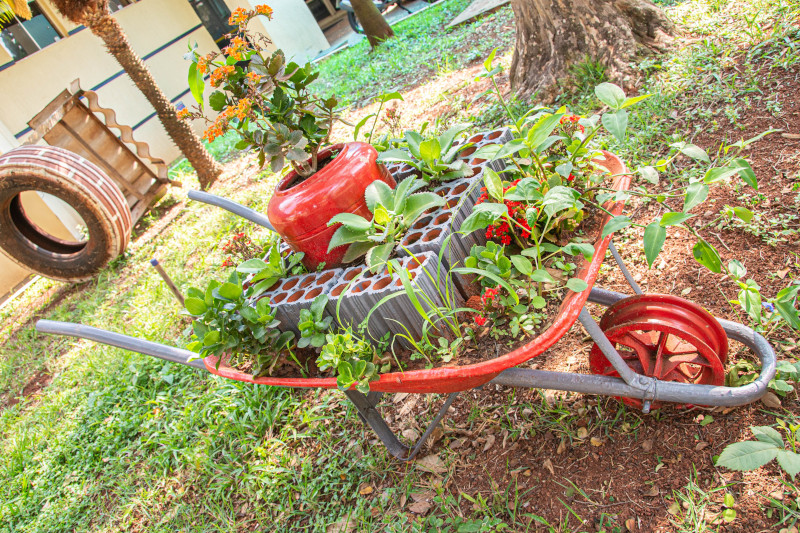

{"left": 0, "top": 145, "right": 132, "bottom": 282}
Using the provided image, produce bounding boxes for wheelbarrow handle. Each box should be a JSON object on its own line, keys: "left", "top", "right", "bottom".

{"left": 35, "top": 320, "right": 208, "bottom": 370}
{"left": 187, "top": 190, "right": 275, "bottom": 232}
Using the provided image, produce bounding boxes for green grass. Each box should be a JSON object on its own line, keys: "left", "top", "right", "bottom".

{"left": 314, "top": 0, "right": 515, "bottom": 107}
{"left": 2, "top": 0, "right": 800, "bottom": 530}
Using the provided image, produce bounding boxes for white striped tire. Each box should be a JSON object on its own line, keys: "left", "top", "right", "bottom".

{"left": 0, "top": 145, "right": 132, "bottom": 282}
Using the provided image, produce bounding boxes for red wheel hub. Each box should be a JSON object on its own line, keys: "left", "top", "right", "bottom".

{"left": 589, "top": 294, "right": 728, "bottom": 409}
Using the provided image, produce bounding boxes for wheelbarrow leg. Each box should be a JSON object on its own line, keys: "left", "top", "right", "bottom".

{"left": 607, "top": 240, "right": 643, "bottom": 295}
{"left": 344, "top": 390, "right": 459, "bottom": 461}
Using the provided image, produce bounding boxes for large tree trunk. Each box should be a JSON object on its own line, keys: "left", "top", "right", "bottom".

{"left": 509, "top": 0, "right": 674, "bottom": 99}
{"left": 51, "top": 1, "right": 223, "bottom": 189}
{"left": 351, "top": 0, "right": 394, "bottom": 48}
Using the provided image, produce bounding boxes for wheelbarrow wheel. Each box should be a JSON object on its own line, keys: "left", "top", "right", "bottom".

{"left": 589, "top": 294, "right": 728, "bottom": 409}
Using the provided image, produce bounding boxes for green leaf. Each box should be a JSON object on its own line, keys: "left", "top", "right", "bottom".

{"left": 601, "top": 215, "right": 632, "bottom": 238}
{"left": 184, "top": 297, "right": 207, "bottom": 315}
{"left": 542, "top": 186, "right": 580, "bottom": 218}
{"left": 341, "top": 240, "right": 374, "bottom": 263}
{"left": 638, "top": 166, "right": 659, "bottom": 185}
{"left": 693, "top": 239, "right": 722, "bottom": 273}
{"left": 731, "top": 158, "right": 757, "bottom": 190}
{"left": 774, "top": 296, "right": 800, "bottom": 329}
{"left": 674, "top": 142, "right": 710, "bottom": 163}
{"left": 728, "top": 259, "right": 747, "bottom": 279}
{"left": 328, "top": 213, "right": 371, "bottom": 231}
{"left": 328, "top": 225, "right": 368, "bottom": 251}
{"left": 643, "top": 222, "right": 666, "bottom": 268}
{"left": 594, "top": 82, "right": 627, "bottom": 109}
{"left": 236, "top": 258, "right": 268, "bottom": 273}
{"left": 510, "top": 255, "right": 533, "bottom": 276}
{"left": 364, "top": 180, "right": 394, "bottom": 213}
{"left": 239, "top": 305, "right": 258, "bottom": 323}
{"left": 365, "top": 243, "right": 393, "bottom": 270}
{"left": 377, "top": 149, "right": 414, "bottom": 164}
{"left": 373, "top": 205, "right": 390, "bottom": 225}
{"left": 203, "top": 330, "right": 220, "bottom": 346}
{"left": 683, "top": 182, "right": 709, "bottom": 212}
{"left": 527, "top": 113, "right": 564, "bottom": 150}
{"left": 716, "top": 440, "right": 779, "bottom": 472}
{"left": 723, "top": 493, "right": 735, "bottom": 508}
{"left": 561, "top": 242, "right": 595, "bottom": 260}
{"left": 353, "top": 113, "right": 375, "bottom": 141}
{"left": 404, "top": 130, "right": 423, "bottom": 159}
{"left": 530, "top": 269, "right": 556, "bottom": 283}
{"left": 704, "top": 166, "right": 744, "bottom": 184}
{"left": 733, "top": 206, "right": 753, "bottom": 223}
{"left": 459, "top": 205, "right": 506, "bottom": 234}
{"left": 566, "top": 278, "right": 588, "bottom": 293}
{"left": 620, "top": 94, "right": 652, "bottom": 109}
{"left": 484, "top": 169, "right": 504, "bottom": 201}
{"left": 217, "top": 282, "right": 242, "bottom": 300}
{"left": 208, "top": 91, "right": 226, "bottom": 112}
{"left": 419, "top": 138, "right": 441, "bottom": 163}
{"left": 602, "top": 110, "right": 628, "bottom": 142}
{"left": 777, "top": 450, "right": 800, "bottom": 479}
{"left": 451, "top": 267, "right": 518, "bottom": 304}
{"left": 660, "top": 212, "right": 694, "bottom": 226}
{"left": 188, "top": 62, "right": 204, "bottom": 106}
{"left": 403, "top": 192, "right": 445, "bottom": 224}
{"left": 438, "top": 123, "right": 472, "bottom": 153}
{"left": 377, "top": 91, "right": 403, "bottom": 104}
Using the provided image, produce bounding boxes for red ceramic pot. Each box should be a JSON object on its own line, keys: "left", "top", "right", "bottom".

{"left": 267, "top": 142, "right": 395, "bottom": 270}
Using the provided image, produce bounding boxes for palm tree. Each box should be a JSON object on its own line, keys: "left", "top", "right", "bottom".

{"left": 48, "top": 0, "right": 223, "bottom": 189}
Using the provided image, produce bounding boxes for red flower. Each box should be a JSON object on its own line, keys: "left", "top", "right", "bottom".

{"left": 475, "top": 315, "right": 487, "bottom": 326}
{"left": 567, "top": 174, "right": 576, "bottom": 183}
{"left": 501, "top": 235, "right": 512, "bottom": 245}
{"left": 221, "top": 257, "right": 234, "bottom": 267}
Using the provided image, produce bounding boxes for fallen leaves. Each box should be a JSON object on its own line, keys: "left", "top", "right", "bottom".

{"left": 543, "top": 458, "right": 555, "bottom": 475}
{"left": 643, "top": 486, "right": 659, "bottom": 497}
{"left": 762, "top": 391, "right": 782, "bottom": 409}
{"left": 641, "top": 439, "right": 654, "bottom": 452}
{"left": 483, "top": 434, "right": 496, "bottom": 452}
{"left": 416, "top": 454, "right": 447, "bottom": 474}
{"left": 358, "top": 484, "right": 373, "bottom": 495}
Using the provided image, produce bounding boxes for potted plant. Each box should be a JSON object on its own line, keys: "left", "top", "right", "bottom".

{"left": 182, "top": 5, "right": 395, "bottom": 270}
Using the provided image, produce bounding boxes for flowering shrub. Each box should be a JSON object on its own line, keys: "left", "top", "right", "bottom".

{"left": 182, "top": 4, "right": 338, "bottom": 176}
{"left": 220, "top": 231, "right": 264, "bottom": 268}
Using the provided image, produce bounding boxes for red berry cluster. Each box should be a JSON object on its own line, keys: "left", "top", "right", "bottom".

{"left": 477, "top": 180, "right": 538, "bottom": 245}
{"left": 560, "top": 114, "right": 585, "bottom": 133}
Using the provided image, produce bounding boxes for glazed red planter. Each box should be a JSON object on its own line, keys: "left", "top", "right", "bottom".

{"left": 267, "top": 142, "right": 395, "bottom": 270}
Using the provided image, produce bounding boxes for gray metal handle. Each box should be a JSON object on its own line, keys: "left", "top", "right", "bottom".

{"left": 35, "top": 320, "right": 207, "bottom": 370}
{"left": 187, "top": 190, "right": 275, "bottom": 231}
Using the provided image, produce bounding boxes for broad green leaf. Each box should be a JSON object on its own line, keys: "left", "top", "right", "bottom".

{"left": 777, "top": 450, "right": 800, "bottom": 479}
{"left": 184, "top": 297, "right": 207, "bottom": 315}
{"left": 752, "top": 426, "right": 784, "bottom": 447}
{"left": 775, "top": 299, "right": 800, "bottom": 330}
{"left": 674, "top": 142, "right": 710, "bottom": 163}
{"left": 377, "top": 91, "right": 403, "bottom": 103}
{"left": 594, "top": 82, "right": 626, "bottom": 109}
{"left": 374, "top": 205, "right": 390, "bottom": 225}
{"left": 353, "top": 113, "right": 375, "bottom": 141}
{"left": 527, "top": 113, "right": 564, "bottom": 150}
{"left": 660, "top": 212, "right": 694, "bottom": 226}
{"left": 566, "top": 278, "right": 588, "bottom": 293}
{"left": 403, "top": 192, "right": 445, "bottom": 225}
{"left": 419, "top": 138, "right": 441, "bottom": 163}
{"left": 377, "top": 148, "right": 414, "bottom": 163}
{"left": 531, "top": 296, "right": 546, "bottom": 309}
{"left": 203, "top": 330, "right": 220, "bottom": 346}
{"left": 530, "top": 269, "right": 556, "bottom": 283}
{"left": 561, "top": 242, "right": 595, "bottom": 260}
{"left": 639, "top": 166, "right": 659, "bottom": 185}
{"left": 683, "top": 182, "right": 709, "bottom": 212}
{"left": 239, "top": 305, "right": 258, "bottom": 323}
{"left": 404, "top": 130, "right": 423, "bottom": 159}
{"left": 602, "top": 110, "right": 628, "bottom": 142}
{"left": 484, "top": 169, "right": 504, "bottom": 201}
{"left": 542, "top": 186, "right": 580, "bottom": 218}
{"left": 188, "top": 62, "right": 204, "bottom": 106}
{"left": 620, "top": 93, "right": 652, "bottom": 109}
{"left": 731, "top": 158, "right": 757, "bottom": 190}
{"left": 728, "top": 259, "right": 746, "bottom": 279}
{"left": 510, "top": 255, "right": 533, "bottom": 276}
{"left": 716, "top": 440, "right": 779, "bottom": 471}
{"left": 365, "top": 243, "right": 393, "bottom": 269}
{"left": 733, "top": 206, "right": 753, "bottom": 223}
{"left": 236, "top": 258, "right": 268, "bottom": 273}
{"left": 483, "top": 47, "right": 498, "bottom": 71}
{"left": 438, "top": 123, "right": 472, "bottom": 153}
{"left": 693, "top": 239, "right": 722, "bottom": 273}
{"left": 217, "top": 282, "right": 242, "bottom": 300}
{"left": 341, "top": 241, "right": 374, "bottom": 263}
{"left": 208, "top": 91, "right": 226, "bottom": 112}
{"left": 328, "top": 225, "right": 368, "bottom": 251}
{"left": 643, "top": 222, "right": 666, "bottom": 267}
{"left": 704, "top": 166, "right": 744, "bottom": 184}
{"left": 328, "top": 212, "right": 371, "bottom": 230}
{"left": 364, "top": 180, "right": 394, "bottom": 213}
{"left": 601, "top": 215, "right": 632, "bottom": 238}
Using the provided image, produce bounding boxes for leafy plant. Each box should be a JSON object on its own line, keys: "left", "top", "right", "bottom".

{"left": 377, "top": 123, "right": 496, "bottom": 183}
{"left": 317, "top": 328, "right": 379, "bottom": 393}
{"left": 326, "top": 178, "right": 444, "bottom": 269}
{"left": 297, "top": 294, "right": 333, "bottom": 349}
{"left": 183, "top": 5, "right": 338, "bottom": 176}
{"left": 726, "top": 359, "right": 800, "bottom": 397}
{"left": 717, "top": 422, "right": 800, "bottom": 479}
{"left": 727, "top": 260, "right": 800, "bottom": 335}
{"left": 235, "top": 241, "right": 305, "bottom": 295}
{"left": 183, "top": 271, "right": 295, "bottom": 376}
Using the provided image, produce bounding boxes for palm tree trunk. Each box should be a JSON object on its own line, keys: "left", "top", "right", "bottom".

{"left": 351, "top": 0, "right": 393, "bottom": 48}
{"left": 78, "top": 5, "right": 223, "bottom": 189}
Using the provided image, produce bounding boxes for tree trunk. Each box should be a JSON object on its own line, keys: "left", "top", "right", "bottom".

{"left": 351, "top": 0, "right": 394, "bottom": 48}
{"left": 57, "top": 2, "right": 223, "bottom": 189}
{"left": 509, "top": 0, "right": 674, "bottom": 99}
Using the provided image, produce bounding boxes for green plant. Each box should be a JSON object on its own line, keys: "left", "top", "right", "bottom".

{"left": 326, "top": 178, "right": 444, "bottom": 269}
{"left": 726, "top": 359, "right": 800, "bottom": 397}
{"left": 377, "top": 123, "right": 495, "bottom": 183}
{"left": 717, "top": 421, "right": 800, "bottom": 479}
{"left": 183, "top": 271, "right": 295, "bottom": 376}
{"left": 297, "top": 294, "right": 333, "bottom": 349}
{"left": 234, "top": 241, "right": 305, "bottom": 294}
{"left": 727, "top": 259, "right": 800, "bottom": 336}
{"left": 183, "top": 5, "right": 338, "bottom": 176}
{"left": 317, "top": 328, "right": 379, "bottom": 392}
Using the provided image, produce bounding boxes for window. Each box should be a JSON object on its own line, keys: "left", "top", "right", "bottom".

{"left": 0, "top": 2, "right": 61, "bottom": 61}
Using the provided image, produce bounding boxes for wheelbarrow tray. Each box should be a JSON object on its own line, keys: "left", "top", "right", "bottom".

{"left": 203, "top": 153, "right": 633, "bottom": 394}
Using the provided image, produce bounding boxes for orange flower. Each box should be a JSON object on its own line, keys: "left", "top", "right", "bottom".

{"left": 234, "top": 99, "right": 251, "bottom": 120}
{"left": 255, "top": 4, "right": 273, "bottom": 18}
{"left": 197, "top": 56, "right": 210, "bottom": 74}
{"left": 177, "top": 108, "right": 192, "bottom": 119}
{"left": 209, "top": 65, "right": 234, "bottom": 88}
{"left": 229, "top": 7, "right": 251, "bottom": 26}
{"left": 223, "top": 36, "right": 248, "bottom": 61}
{"left": 246, "top": 71, "right": 262, "bottom": 84}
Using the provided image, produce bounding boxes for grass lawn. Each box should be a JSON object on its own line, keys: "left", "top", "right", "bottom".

{"left": 1, "top": 0, "right": 800, "bottom": 531}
